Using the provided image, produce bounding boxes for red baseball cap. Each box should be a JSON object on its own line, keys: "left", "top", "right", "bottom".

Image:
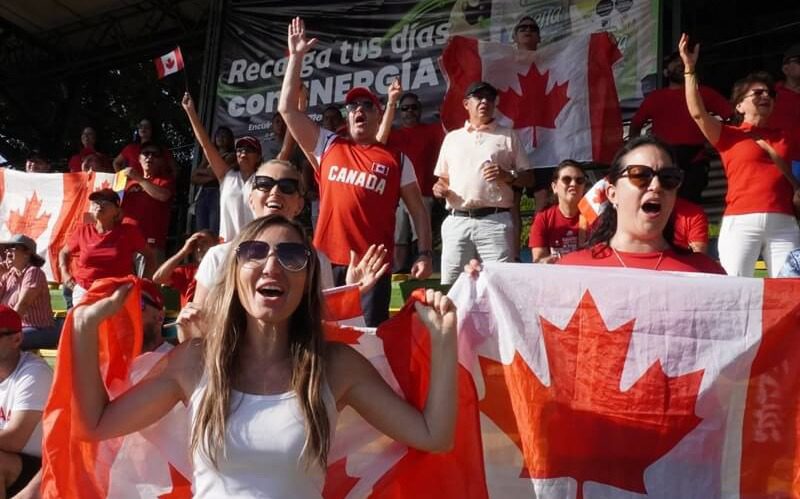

{"left": 234, "top": 136, "right": 262, "bottom": 155}
{"left": 0, "top": 305, "right": 21, "bottom": 333}
{"left": 139, "top": 279, "right": 164, "bottom": 309}
{"left": 345, "top": 87, "right": 382, "bottom": 112}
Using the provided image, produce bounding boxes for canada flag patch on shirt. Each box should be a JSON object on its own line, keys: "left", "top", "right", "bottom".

{"left": 372, "top": 162, "right": 388, "bottom": 176}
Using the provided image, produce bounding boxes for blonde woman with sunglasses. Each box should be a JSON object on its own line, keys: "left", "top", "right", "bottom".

{"left": 70, "top": 215, "right": 457, "bottom": 497}
{"left": 559, "top": 137, "right": 725, "bottom": 273}
{"left": 680, "top": 33, "right": 800, "bottom": 277}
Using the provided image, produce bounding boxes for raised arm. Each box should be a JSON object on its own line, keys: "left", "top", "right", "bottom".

{"left": 181, "top": 93, "right": 232, "bottom": 182}
{"left": 278, "top": 17, "right": 321, "bottom": 153}
{"left": 376, "top": 79, "right": 402, "bottom": 144}
{"left": 329, "top": 290, "right": 457, "bottom": 452}
{"left": 679, "top": 33, "right": 721, "bottom": 145}
{"left": 153, "top": 235, "right": 195, "bottom": 284}
{"left": 71, "top": 284, "right": 195, "bottom": 440}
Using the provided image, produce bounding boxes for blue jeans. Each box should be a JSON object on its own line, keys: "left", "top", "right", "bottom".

{"left": 21, "top": 324, "right": 61, "bottom": 350}
{"left": 195, "top": 186, "right": 220, "bottom": 235}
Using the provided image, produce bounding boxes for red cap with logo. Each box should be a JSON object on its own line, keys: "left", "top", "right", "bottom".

{"left": 345, "top": 87, "right": 383, "bottom": 112}
{"left": 139, "top": 279, "right": 164, "bottom": 309}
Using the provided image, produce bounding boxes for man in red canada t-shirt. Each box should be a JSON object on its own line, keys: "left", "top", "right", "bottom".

{"left": 121, "top": 141, "right": 175, "bottom": 265}
{"left": 278, "top": 17, "right": 432, "bottom": 326}
{"left": 630, "top": 52, "right": 733, "bottom": 203}
{"left": 771, "top": 44, "right": 800, "bottom": 131}
{"left": 386, "top": 92, "right": 445, "bottom": 272}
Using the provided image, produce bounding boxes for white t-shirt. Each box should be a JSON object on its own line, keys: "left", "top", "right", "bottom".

{"left": 195, "top": 242, "right": 335, "bottom": 294}
{"left": 218, "top": 170, "right": 254, "bottom": 243}
{"left": 0, "top": 352, "right": 53, "bottom": 457}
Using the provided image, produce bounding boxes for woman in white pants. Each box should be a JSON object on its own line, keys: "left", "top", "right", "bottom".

{"left": 680, "top": 34, "right": 800, "bottom": 276}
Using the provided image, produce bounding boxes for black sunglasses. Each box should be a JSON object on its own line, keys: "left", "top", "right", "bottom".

{"left": 620, "top": 165, "right": 683, "bottom": 190}
{"left": 558, "top": 175, "right": 586, "bottom": 186}
{"left": 746, "top": 88, "right": 777, "bottom": 99}
{"left": 400, "top": 104, "right": 420, "bottom": 112}
{"left": 236, "top": 241, "right": 311, "bottom": 272}
{"left": 141, "top": 150, "right": 162, "bottom": 158}
{"left": 345, "top": 100, "right": 375, "bottom": 112}
{"left": 252, "top": 175, "right": 301, "bottom": 195}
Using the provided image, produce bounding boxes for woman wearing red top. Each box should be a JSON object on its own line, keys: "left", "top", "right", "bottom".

{"left": 559, "top": 137, "right": 725, "bottom": 274}
{"left": 112, "top": 118, "right": 175, "bottom": 175}
{"left": 680, "top": 34, "right": 800, "bottom": 277}
{"left": 529, "top": 160, "right": 587, "bottom": 263}
{"left": 59, "top": 189, "right": 156, "bottom": 306}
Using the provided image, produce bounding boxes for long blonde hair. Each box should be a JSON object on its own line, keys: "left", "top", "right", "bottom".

{"left": 190, "top": 215, "right": 330, "bottom": 469}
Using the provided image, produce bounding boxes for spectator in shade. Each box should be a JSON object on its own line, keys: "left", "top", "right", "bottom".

{"left": 681, "top": 33, "right": 800, "bottom": 276}
{"left": 322, "top": 105, "right": 346, "bottom": 134}
{"left": 182, "top": 93, "right": 262, "bottom": 242}
{"left": 671, "top": 198, "right": 709, "bottom": 254}
{"left": 528, "top": 160, "right": 587, "bottom": 264}
{"left": 191, "top": 126, "right": 234, "bottom": 236}
{"left": 68, "top": 127, "right": 111, "bottom": 173}
{"left": 771, "top": 44, "right": 800, "bottom": 131}
{"left": 113, "top": 118, "right": 176, "bottom": 175}
{"left": 121, "top": 141, "right": 175, "bottom": 266}
{"left": 24, "top": 152, "right": 50, "bottom": 173}
{"left": 152, "top": 230, "right": 218, "bottom": 307}
{"left": 629, "top": 51, "right": 733, "bottom": 204}
{"left": 60, "top": 189, "right": 155, "bottom": 306}
{"left": 559, "top": 136, "right": 724, "bottom": 274}
{"left": 0, "top": 235, "right": 58, "bottom": 350}
{"left": 0, "top": 305, "right": 53, "bottom": 497}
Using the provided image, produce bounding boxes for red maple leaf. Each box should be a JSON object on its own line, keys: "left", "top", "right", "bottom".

{"left": 479, "top": 291, "right": 704, "bottom": 499}
{"left": 497, "top": 64, "right": 570, "bottom": 147}
{"left": 97, "top": 180, "right": 112, "bottom": 191}
{"left": 7, "top": 192, "right": 51, "bottom": 240}
{"left": 165, "top": 57, "right": 175, "bottom": 69}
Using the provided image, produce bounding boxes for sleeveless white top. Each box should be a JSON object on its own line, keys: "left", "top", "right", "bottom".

{"left": 218, "top": 169, "right": 253, "bottom": 242}
{"left": 190, "top": 379, "right": 338, "bottom": 498}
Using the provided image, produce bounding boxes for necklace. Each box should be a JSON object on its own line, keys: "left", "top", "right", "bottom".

{"left": 611, "top": 246, "right": 664, "bottom": 271}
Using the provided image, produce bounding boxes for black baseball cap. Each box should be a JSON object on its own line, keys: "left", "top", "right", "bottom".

{"left": 783, "top": 44, "right": 800, "bottom": 63}
{"left": 464, "top": 81, "right": 498, "bottom": 99}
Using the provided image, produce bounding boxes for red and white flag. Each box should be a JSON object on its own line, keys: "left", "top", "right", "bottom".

{"left": 439, "top": 34, "right": 623, "bottom": 165}
{"left": 0, "top": 168, "right": 116, "bottom": 281}
{"left": 153, "top": 47, "right": 185, "bottom": 79}
{"left": 577, "top": 176, "right": 610, "bottom": 225}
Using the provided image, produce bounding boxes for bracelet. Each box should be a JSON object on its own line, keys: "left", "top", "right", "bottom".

{"left": 684, "top": 71, "right": 696, "bottom": 75}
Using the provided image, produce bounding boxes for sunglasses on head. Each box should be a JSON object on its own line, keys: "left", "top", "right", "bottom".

{"left": 400, "top": 104, "right": 420, "bottom": 112}
{"left": 620, "top": 165, "right": 683, "bottom": 190}
{"left": 516, "top": 24, "right": 539, "bottom": 33}
{"left": 558, "top": 175, "right": 586, "bottom": 186}
{"left": 236, "top": 240, "right": 311, "bottom": 272}
{"left": 141, "top": 150, "right": 161, "bottom": 158}
{"left": 345, "top": 100, "right": 375, "bottom": 112}
{"left": 140, "top": 294, "right": 160, "bottom": 311}
{"left": 746, "top": 88, "right": 777, "bottom": 99}
{"left": 252, "top": 175, "right": 301, "bottom": 195}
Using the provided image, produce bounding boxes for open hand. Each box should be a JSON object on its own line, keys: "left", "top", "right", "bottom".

{"left": 346, "top": 244, "right": 390, "bottom": 295}
{"left": 288, "top": 17, "right": 318, "bottom": 55}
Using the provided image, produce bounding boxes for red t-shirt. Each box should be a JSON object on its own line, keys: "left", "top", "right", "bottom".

{"left": 387, "top": 123, "right": 445, "bottom": 196}
{"left": 168, "top": 264, "right": 198, "bottom": 307}
{"left": 118, "top": 143, "right": 176, "bottom": 175}
{"left": 770, "top": 82, "right": 800, "bottom": 131}
{"left": 631, "top": 86, "right": 733, "bottom": 146}
{"left": 559, "top": 244, "right": 725, "bottom": 274}
{"left": 314, "top": 131, "right": 412, "bottom": 265}
{"left": 528, "top": 205, "right": 582, "bottom": 255}
{"left": 672, "top": 198, "right": 709, "bottom": 250}
{"left": 68, "top": 147, "right": 111, "bottom": 173}
{"left": 121, "top": 174, "right": 175, "bottom": 249}
{"left": 714, "top": 123, "right": 797, "bottom": 216}
{"left": 67, "top": 223, "right": 147, "bottom": 288}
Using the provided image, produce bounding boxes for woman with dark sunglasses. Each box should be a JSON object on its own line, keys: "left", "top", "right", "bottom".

{"left": 559, "top": 137, "right": 725, "bottom": 273}
{"left": 680, "top": 34, "right": 800, "bottom": 277}
{"left": 529, "top": 160, "right": 588, "bottom": 263}
{"left": 70, "top": 215, "right": 457, "bottom": 497}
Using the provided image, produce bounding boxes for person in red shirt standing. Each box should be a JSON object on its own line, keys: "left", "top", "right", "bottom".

{"left": 385, "top": 92, "right": 445, "bottom": 272}
{"left": 559, "top": 136, "right": 724, "bottom": 274}
{"left": 152, "top": 229, "right": 218, "bottom": 307}
{"left": 671, "top": 198, "right": 709, "bottom": 254}
{"left": 279, "top": 17, "right": 432, "bottom": 326}
{"left": 121, "top": 141, "right": 175, "bottom": 266}
{"left": 629, "top": 52, "right": 733, "bottom": 204}
{"left": 59, "top": 189, "right": 155, "bottom": 306}
{"left": 528, "top": 160, "right": 587, "bottom": 263}
{"left": 67, "top": 127, "right": 112, "bottom": 173}
{"left": 771, "top": 44, "right": 800, "bottom": 131}
{"left": 681, "top": 33, "right": 800, "bottom": 277}
{"left": 112, "top": 118, "right": 176, "bottom": 176}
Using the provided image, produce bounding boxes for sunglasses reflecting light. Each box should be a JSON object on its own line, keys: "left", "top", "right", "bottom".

{"left": 621, "top": 165, "right": 683, "bottom": 190}
{"left": 236, "top": 241, "right": 311, "bottom": 272}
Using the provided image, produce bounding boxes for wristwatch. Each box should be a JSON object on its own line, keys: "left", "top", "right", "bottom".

{"left": 418, "top": 250, "right": 434, "bottom": 258}
{"left": 508, "top": 169, "right": 519, "bottom": 182}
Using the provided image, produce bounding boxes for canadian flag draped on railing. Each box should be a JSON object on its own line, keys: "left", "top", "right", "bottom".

{"left": 40, "top": 265, "right": 800, "bottom": 497}
{"left": 0, "top": 168, "right": 117, "bottom": 282}
{"left": 439, "top": 33, "right": 623, "bottom": 166}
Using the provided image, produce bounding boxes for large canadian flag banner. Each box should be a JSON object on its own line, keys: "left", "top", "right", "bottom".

{"left": 0, "top": 168, "right": 116, "bottom": 281}
{"left": 439, "top": 33, "right": 624, "bottom": 165}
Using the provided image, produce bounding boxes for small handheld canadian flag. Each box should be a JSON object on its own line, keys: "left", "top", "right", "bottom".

{"left": 153, "top": 47, "right": 184, "bottom": 79}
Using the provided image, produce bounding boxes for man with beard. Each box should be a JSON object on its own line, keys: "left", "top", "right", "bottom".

{"left": 629, "top": 52, "right": 733, "bottom": 203}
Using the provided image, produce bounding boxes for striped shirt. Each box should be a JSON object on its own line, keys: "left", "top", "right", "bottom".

{"left": 0, "top": 266, "right": 54, "bottom": 328}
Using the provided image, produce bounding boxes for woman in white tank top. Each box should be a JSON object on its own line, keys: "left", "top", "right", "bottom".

{"left": 70, "top": 215, "right": 458, "bottom": 498}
